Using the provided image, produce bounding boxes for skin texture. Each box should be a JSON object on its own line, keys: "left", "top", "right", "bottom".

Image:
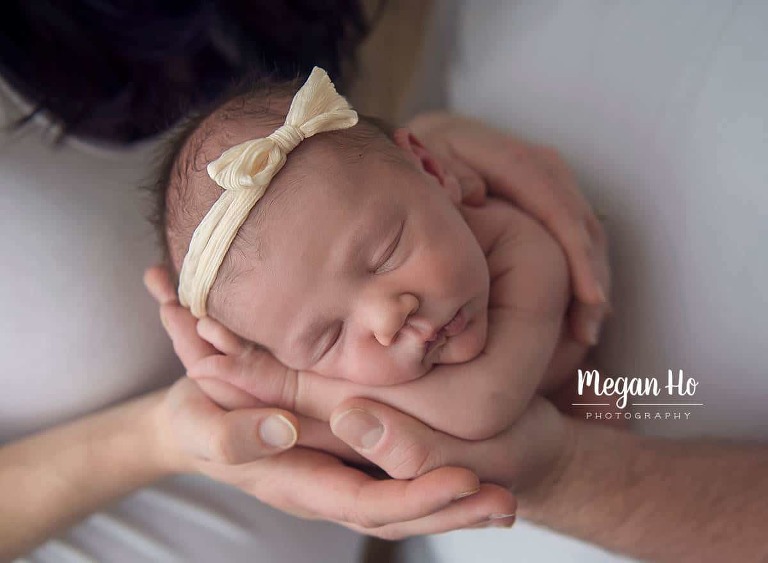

{"left": 210, "top": 136, "right": 491, "bottom": 386}
{"left": 407, "top": 112, "right": 611, "bottom": 346}
{"left": 188, "top": 195, "right": 572, "bottom": 442}
{"left": 172, "top": 114, "right": 575, "bottom": 443}
{"left": 0, "top": 111, "right": 616, "bottom": 558}
{"left": 327, "top": 396, "right": 768, "bottom": 560}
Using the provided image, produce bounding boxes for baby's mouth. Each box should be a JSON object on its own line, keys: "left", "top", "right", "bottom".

{"left": 442, "top": 307, "right": 468, "bottom": 337}
{"left": 423, "top": 307, "right": 468, "bottom": 358}
{"left": 424, "top": 329, "right": 447, "bottom": 356}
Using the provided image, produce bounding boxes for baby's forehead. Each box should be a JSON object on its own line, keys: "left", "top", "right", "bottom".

{"left": 175, "top": 97, "right": 414, "bottom": 275}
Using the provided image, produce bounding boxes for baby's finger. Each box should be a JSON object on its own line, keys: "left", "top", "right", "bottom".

{"left": 344, "top": 484, "right": 516, "bottom": 540}
{"left": 143, "top": 265, "right": 177, "bottom": 305}
{"left": 197, "top": 317, "right": 250, "bottom": 356}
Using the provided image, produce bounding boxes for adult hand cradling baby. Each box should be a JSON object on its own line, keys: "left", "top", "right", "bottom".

{"left": 145, "top": 269, "right": 512, "bottom": 537}
{"left": 144, "top": 111, "right": 610, "bottom": 538}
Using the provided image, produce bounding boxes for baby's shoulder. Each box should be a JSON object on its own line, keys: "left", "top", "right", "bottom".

{"left": 460, "top": 197, "right": 539, "bottom": 256}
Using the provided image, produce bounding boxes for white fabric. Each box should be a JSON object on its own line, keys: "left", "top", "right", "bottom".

{"left": 402, "top": 0, "right": 768, "bottom": 561}
{"left": 0, "top": 86, "right": 363, "bottom": 562}
{"left": 179, "top": 66, "right": 358, "bottom": 318}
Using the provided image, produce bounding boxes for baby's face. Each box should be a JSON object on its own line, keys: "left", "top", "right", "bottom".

{"left": 213, "top": 143, "right": 490, "bottom": 385}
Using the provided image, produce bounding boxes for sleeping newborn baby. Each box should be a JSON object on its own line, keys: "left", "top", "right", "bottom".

{"left": 155, "top": 68, "right": 575, "bottom": 441}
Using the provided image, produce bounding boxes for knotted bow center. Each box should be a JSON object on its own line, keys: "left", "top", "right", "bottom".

{"left": 179, "top": 66, "right": 358, "bottom": 318}
{"left": 269, "top": 124, "right": 305, "bottom": 153}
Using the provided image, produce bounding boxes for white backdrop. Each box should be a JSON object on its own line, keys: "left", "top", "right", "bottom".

{"left": 403, "top": 1, "right": 768, "bottom": 561}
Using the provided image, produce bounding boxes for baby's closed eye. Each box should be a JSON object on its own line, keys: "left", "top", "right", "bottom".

{"left": 372, "top": 218, "right": 406, "bottom": 274}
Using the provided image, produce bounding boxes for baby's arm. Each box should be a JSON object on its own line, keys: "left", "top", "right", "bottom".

{"left": 460, "top": 197, "right": 572, "bottom": 394}
{"left": 188, "top": 196, "right": 571, "bottom": 441}
{"left": 385, "top": 196, "right": 571, "bottom": 438}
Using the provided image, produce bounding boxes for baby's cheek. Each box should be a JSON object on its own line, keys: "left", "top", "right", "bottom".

{"left": 339, "top": 344, "right": 426, "bottom": 386}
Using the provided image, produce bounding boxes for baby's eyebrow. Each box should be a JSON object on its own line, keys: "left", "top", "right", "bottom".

{"left": 340, "top": 204, "right": 403, "bottom": 269}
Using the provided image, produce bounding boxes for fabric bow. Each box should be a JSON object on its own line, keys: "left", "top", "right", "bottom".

{"left": 178, "top": 66, "right": 358, "bottom": 317}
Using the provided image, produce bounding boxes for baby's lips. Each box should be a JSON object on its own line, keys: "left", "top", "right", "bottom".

{"left": 443, "top": 308, "right": 468, "bottom": 337}
{"left": 424, "top": 330, "right": 448, "bottom": 356}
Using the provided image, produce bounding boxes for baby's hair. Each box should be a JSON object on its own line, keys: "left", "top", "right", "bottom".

{"left": 146, "top": 72, "right": 399, "bottom": 298}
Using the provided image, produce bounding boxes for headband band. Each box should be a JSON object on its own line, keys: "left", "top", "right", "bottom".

{"left": 178, "top": 67, "right": 358, "bottom": 317}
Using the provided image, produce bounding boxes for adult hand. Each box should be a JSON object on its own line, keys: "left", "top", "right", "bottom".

{"left": 144, "top": 266, "right": 518, "bottom": 538}
{"left": 407, "top": 111, "right": 611, "bottom": 347}
{"left": 327, "top": 394, "right": 574, "bottom": 508}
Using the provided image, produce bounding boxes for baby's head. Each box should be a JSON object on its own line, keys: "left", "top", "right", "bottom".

{"left": 154, "top": 72, "right": 490, "bottom": 385}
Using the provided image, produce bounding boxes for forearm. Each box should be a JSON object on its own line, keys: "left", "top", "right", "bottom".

{"left": 520, "top": 420, "right": 768, "bottom": 562}
{"left": 0, "top": 389, "right": 173, "bottom": 559}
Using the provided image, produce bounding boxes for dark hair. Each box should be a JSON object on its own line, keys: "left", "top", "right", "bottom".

{"left": 0, "top": 0, "right": 374, "bottom": 144}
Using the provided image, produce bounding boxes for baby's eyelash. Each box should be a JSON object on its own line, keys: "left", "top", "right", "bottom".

{"left": 321, "top": 323, "right": 343, "bottom": 358}
{"left": 374, "top": 220, "right": 405, "bottom": 274}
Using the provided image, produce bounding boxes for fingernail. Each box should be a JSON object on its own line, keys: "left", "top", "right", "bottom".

{"left": 488, "top": 512, "right": 516, "bottom": 520}
{"left": 487, "top": 513, "right": 516, "bottom": 527}
{"left": 453, "top": 487, "right": 480, "bottom": 501}
{"left": 331, "top": 408, "right": 384, "bottom": 450}
{"left": 259, "top": 415, "right": 297, "bottom": 448}
{"left": 594, "top": 285, "right": 607, "bottom": 304}
{"left": 586, "top": 319, "right": 601, "bottom": 345}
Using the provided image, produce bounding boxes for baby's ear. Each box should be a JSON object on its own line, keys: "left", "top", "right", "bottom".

{"left": 392, "top": 128, "right": 462, "bottom": 205}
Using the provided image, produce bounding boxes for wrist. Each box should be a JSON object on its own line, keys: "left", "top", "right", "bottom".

{"left": 516, "top": 414, "right": 581, "bottom": 521}
{"left": 145, "top": 387, "right": 193, "bottom": 476}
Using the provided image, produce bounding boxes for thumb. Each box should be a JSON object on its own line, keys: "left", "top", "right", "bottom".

{"left": 172, "top": 378, "right": 299, "bottom": 466}
{"left": 330, "top": 398, "right": 454, "bottom": 480}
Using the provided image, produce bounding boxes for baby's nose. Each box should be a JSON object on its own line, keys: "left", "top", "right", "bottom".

{"left": 372, "top": 293, "right": 419, "bottom": 347}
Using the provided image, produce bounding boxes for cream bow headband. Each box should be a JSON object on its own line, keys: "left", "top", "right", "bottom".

{"left": 178, "top": 67, "right": 359, "bottom": 317}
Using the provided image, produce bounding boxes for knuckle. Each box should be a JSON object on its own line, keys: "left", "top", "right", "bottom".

{"left": 387, "top": 439, "right": 440, "bottom": 479}
{"left": 207, "top": 422, "right": 239, "bottom": 465}
{"left": 340, "top": 489, "right": 382, "bottom": 530}
{"left": 246, "top": 351, "right": 297, "bottom": 408}
{"left": 281, "top": 367, "right": 300, "bottom": 411}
